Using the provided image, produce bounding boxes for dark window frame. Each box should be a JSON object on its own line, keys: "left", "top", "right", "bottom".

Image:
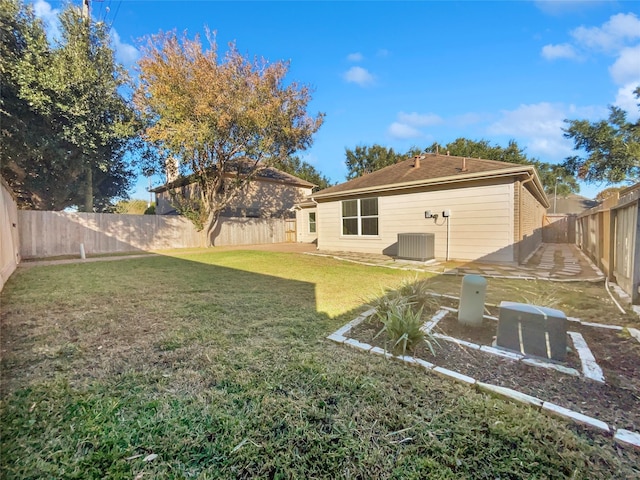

{"left": 309, "top": 212, "right": 316, "bottom": 233}
{"left": 341, "top": 198, "right": 379, "bottom": 236}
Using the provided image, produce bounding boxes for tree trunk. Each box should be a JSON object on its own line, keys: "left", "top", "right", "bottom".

{"left": 84, "top": 164, "right": 93, "bottom": 212}
{"left": 205, "top": 210, "right": 220, "bottom": 247}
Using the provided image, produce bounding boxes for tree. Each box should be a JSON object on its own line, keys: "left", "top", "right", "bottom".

{"left": 344, "top": 144, "right": 401, "bottom": 179}
{"left": 274, "top": 156, "right": 333, "bottom": 192}
{"left": 113, "top": 199, "right": 149, "bottom": 214}
{"left": 0, "top": 0, "right": 72, "bottom": 208}
{"left": 135, "top": 30, "right": 324, "bottom": 245}
{"left": 425, "top": 138, "right": 579, "bottom": 195}
{"left": 535, "top": 163, "right": 579, "bottom": 198}
{"left": 426, "top": 138, "right": 531, "bottom": 165}
{"left": 563, "top": 87, "right": 640, "bottom": 184}
{"left": 0, "top": 1, "right": 137, "bottom": 211}
{"left": 595, "top": 186, "right": 624, "bottom": 202}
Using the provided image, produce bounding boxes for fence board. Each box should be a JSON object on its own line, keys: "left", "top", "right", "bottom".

{"left": 614, "top": 202, "right": 638, "bottom": 299}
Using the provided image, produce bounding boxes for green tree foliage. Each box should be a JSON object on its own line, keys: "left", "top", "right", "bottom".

{"left": 425, "top": 138, "right": 579, "bottom": 196}
{"left": 595, "top": 186, "right": 625, "bottom": 202}
{"left": 274, "top": 156, "right": 333, "bottom": 191}
{"left": 113, "top": 199, "right": 149, "bottom": 214}
{"left": 344, "top": 145, "right": 401, "bottom": 179}
{"left": 0, "top": 0, "right": 69, "bottom": 208}
{"left": 0, "top": 0, "right": 137, "bottom": 211}
{"left": 344, "top": 139, "right": 578, "bottom": 196}
{"left": 563, "top": 87, "right": 640, "bottom": 184}
{"left": 135, "top": 30, "right": 324, "bottom": 245}
{"left": 426, "top": 138, "right": 531, "bottom": 164}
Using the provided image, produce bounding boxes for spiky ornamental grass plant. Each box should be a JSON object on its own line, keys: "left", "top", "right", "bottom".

{"left": 369, "top": 278, "right": 439, "bottom": 357}
{"left": 373, "top": 303, "right": 425, "bottom": 357}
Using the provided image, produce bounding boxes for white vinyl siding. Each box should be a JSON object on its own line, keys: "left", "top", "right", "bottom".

{"left": 317, "top": 181, "right": 517, "bottom": 262}
{"left": 295, "top": 206, "right": 318, "bottom": 243}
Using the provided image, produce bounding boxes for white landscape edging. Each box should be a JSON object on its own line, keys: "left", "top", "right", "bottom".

{"left": 568, "top": 331, "right": 605, "bottom": 383}
{"left": 327, "top": 309, "right": 639, "bottom": 449}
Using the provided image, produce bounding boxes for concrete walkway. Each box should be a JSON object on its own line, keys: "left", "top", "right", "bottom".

{"left": 309, "top": 243, "right": 604, "bottom": 282}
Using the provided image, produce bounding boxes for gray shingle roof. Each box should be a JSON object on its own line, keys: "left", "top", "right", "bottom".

{"left": 313, "top": 153, "right": 536, "bottom": 198}
{"left": 151, "top": 162, "right": 315, "bottom": 193}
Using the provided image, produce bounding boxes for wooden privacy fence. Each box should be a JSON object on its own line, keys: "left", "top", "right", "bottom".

{"left": 211, "top": 217, "right": 287, "bottom": 246}
{"left": 542, "top": 214, "right": 576, "bottom": 243}
{"left": 1, "top": 178, "right": 20, "bottom": 291}
{"left": 19, "top": 211, "right": 206, "bottom": 259}
{"left": 18, "top": 211, "right": 291, "bottom": 259}
{"left": 577, "top": 184, "right": 640, "bottom": 304}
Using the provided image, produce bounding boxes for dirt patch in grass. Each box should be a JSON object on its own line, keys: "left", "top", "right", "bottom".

{"left": 348, "top": 298, "right": 640, "bottom": 432}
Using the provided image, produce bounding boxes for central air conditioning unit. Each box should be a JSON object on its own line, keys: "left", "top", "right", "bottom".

{"left": 397, "top": 233, "right": 435, "bottom": 262}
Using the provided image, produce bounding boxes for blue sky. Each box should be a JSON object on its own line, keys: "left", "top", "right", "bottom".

{"left": 33, "top": 0, "right": 640, "bottom": 201}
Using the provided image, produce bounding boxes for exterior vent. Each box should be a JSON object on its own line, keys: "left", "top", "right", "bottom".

{"left": 397, "top": 233, "right": 435, "bottom": 261}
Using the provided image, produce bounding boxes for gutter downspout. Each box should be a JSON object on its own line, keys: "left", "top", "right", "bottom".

{"left": 519, "top": 174, "right": 535, "bottom": 264}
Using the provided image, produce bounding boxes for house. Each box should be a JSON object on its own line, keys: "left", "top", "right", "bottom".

{"left": 151, "top": 165, "right": 315, "bottom": 219}
{"left": 299, "top": 153, "right": 549, "bottom": 263}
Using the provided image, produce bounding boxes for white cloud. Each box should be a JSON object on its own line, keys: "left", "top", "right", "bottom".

{"left": 614, "top": 83, "right": 640, "bottom": 121}
{"left": 343, "top": 66, "right": 374, "bottom": 86}
{"left": 488, "top": 102, "right": 611, "bottom": 161}
{"left": 487, "top": 102, "right": 577, "bottom": 160}
{"left": 541, "top": 43, "right": 579, "bottom": 60}
{"left": 111, "top": 30, "right": 140, "bottom": 66}
{"left": 609, "top": 44, "right": 640, "bottom": 86}
{"left": 377, "top": 49, "right": 389, "bottom": 57}
{"left": 397, "top": 111, "right": 443, "bottom": 127}
{"left": 571, "top": 12, "right": 640, "bottom": 53}
{"left": 33, "top": 0, "right": 61, "bottom": 42}
{"left": 346, "top": 52, "right": 363, "bottom": 62}
{"left": 386, "top": 112, "right": 442, "bottom": 140}
{"left": 387, "top": 122, "right": 422, "bottom": 140}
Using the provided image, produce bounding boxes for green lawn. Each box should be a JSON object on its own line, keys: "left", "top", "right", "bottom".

{"left": 1, "top": 250, "right": 638, "bottom": 479}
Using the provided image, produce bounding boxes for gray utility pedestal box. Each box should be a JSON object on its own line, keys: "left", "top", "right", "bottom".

{"left": 496, "top": 301, "right": 567, "bottom": 361}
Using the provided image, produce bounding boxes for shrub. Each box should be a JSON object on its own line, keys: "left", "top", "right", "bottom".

{"left": 397, "top": 276, "right": 438, "bottom": 313}
{"left": 368, "top": 277, "right": 439, "bottom": 357}
{"left": 374, "top": 302, "right": 424, "bottom": 356}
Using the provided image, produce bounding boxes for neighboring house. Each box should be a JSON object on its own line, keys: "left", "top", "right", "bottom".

{"left": 151, "top": 165, "right": 315, "bottom": 220}
{"left": 547, "top": 193, "right": 599, "bottom": 215}
{"left": 300, "top": 153, "right": 549, "bottom": 263}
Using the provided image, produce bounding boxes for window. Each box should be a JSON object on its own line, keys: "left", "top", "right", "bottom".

{"left": 308, "top": 212, "right": 316, "bottom": 233}
{"left": 342, "top": 198, "right": 378, "bottom": 236}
